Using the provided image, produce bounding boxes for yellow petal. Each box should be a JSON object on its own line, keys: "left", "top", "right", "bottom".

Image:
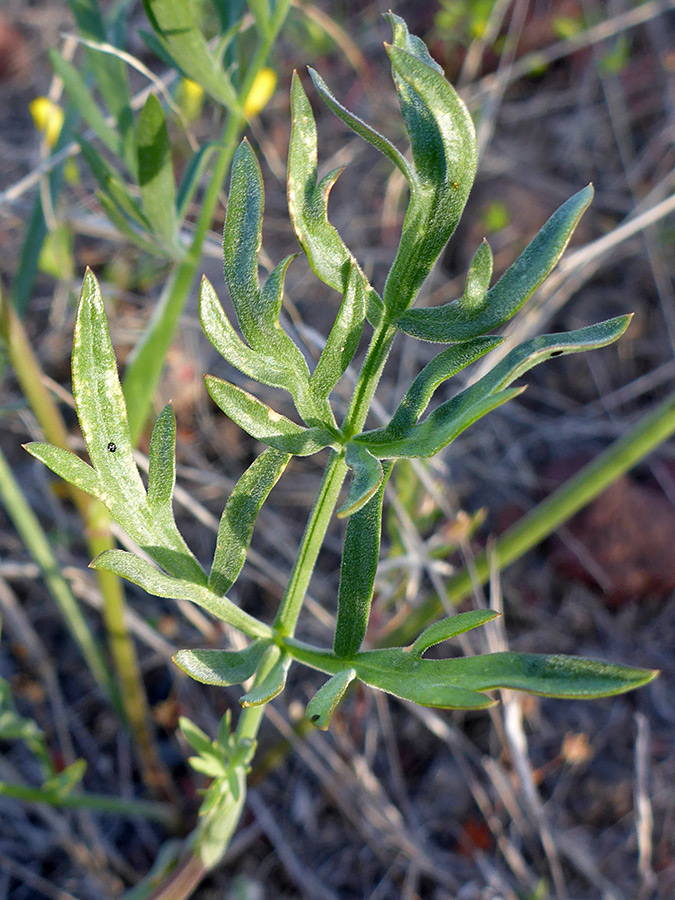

{"left": 177, "top": 78, "right": 204, "bottom": 122}
{"left": 29, "top": 97, "right": 64, "bottom": 148}
{"left": 243, "top": 68, "right": 277, "bottom": 118}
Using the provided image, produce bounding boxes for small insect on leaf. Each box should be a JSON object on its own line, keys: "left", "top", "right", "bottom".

{"left": 107, "top": 442, "right": 117, "bottom": 452}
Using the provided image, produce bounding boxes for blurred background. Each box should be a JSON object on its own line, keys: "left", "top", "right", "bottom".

{"left": 0, "top": 1, "right": 674, "bottom": 898}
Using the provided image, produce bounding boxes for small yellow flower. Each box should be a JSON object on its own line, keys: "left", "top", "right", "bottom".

{"left": 29, "top": 96, "right": 64, "bottom": 148}
{"left": 243, "top": 68, "right": 277, "bottom": 118}
{"left": 177, "top": 78, "right": 204, "bottom": 123}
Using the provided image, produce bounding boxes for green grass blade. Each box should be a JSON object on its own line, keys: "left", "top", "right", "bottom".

{"left": 136, "top": 94, "right": 178, "bottom": 247}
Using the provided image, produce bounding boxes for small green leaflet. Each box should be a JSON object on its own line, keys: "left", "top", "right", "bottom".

{"left": 173, "top": 642, "right": 269, "bottom": 686}
{"left": 306, "top": 669, "right": 356, "bottom": 730}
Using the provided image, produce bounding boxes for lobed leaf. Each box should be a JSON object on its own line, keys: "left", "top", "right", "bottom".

{"left": 136, "top": 94, "right": 178, "bottom": 247}
{"left": 333, "top": 461, "right": 392, "bottom": 658}
{"left": 396, "top": 186, "right": 594, "bottom": 342}
{"left": 409, "top": 610, "right": 499, "bottom": 658}
{"left": 209, "top": 449, "right": 291, "bottom": 596}
{"left": 306, "top": 668, "right": 356, "bottom": 730}
{"left": 204, "top": 375, "right": 339, "bottom": 456}
{"left": 287, "top": 73, "right": 383, "bottom": 325}
{"left": 173, "top": 642, "right": 269, "bottom": 687}
{"left": 379, "top": 15, "right": 478, "bottom": 316}
{"left": 92, "top": 549, "right": 271, "bottom": 639}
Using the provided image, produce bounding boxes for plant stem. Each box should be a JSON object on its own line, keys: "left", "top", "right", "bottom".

{"left": 0, "top": 781, "right": 177, "bottom": 827}
{"left": 0, "top": 287, "right": 172, "bottom": 799}
{"left": 123, "top": 0, "right": 293, "bottom": 445}
{"left": 389, "top": 389, "right": 675, "bottom": 646}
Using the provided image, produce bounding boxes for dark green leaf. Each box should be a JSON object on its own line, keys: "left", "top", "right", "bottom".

{"left": 173, "top": 641, "right": 269, "bottom": 686}
{"left": 410, "top": 610, "right": 499, "bottom": 658}
{"left": 287, "top": 73, "right": 383, "bottom": 325}
{"left": 176, "top": 143, "right": 217, "bottom": 222}
{"left": 78, "top": 138, "right": 150, "bottom": 232}
{"left": 239, "top": 646, "right": 290, "bottom": 707}
{"left": 333, "top": 461, "right": 392, "bottom": 658}
{"left": 136, "top": 94, "right": 177, "bottom": 247}
{"left": 306, "top": 669, "right": 356, "bottom": 730}
{"left": 396, "top": 186, "right": 594, "bottom": 342}
{"left": 311, "top": 263, "right": 366, "bottom": 401}
{"left": 209, "top": 449, "right": 290, "bottom": 596}
{"left": 205, "top": 375, "right": 339, "bottom": 456}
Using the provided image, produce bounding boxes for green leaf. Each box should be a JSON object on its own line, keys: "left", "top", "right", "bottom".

{"left": 355, "top": 387, "right": 525, "bottom": 459}
{"left": 308, "top": 67, "right": 412, "bottom": 183}
{"left": 222, "top": 142, "right": 314, "bottom": 402}
{"left": 287, "top": 73, "right": 383, "bottom": 325}
{"left": 409, "top": 610, "right": 499, "bottom": 658}
{"left": 23, "top": 443, "right": 103, "bottom": 500}
{"left": 78, "top": 138, "right": 150, "bottom": 232}
{"left": 239, "top": 645, "right": 290, "bottom": 707}
{"left": 396, "top": 186, "right": 594, "bottom": 342}
{"left": 306, "top": 668, "right": 356, "bottom": 730}
{"left": 147, "top": 404, "right": 176, "bottom": 510}
{"left": 209, "top": 449, "right": 290, "bottom": 596}
{"left": 379, "top": 15, "right": 478, "bottom": 316}
{"left": 48, "top": 49, "right": 121, "bottom": 155}
{"left": 382, "top": 335, "right": 503, "bottom": 440}
{"left": 204, "top": 375, "right": 339, "bottom": 456}
{"left": 358, "top": 316, "right": 630, "bottom": 459}
{"left": 141, "top": 0, "right": 238, "bottom": 110}
{"left": 462, "top": 239, "right": 493, "bottom": 310}
{"left": 136, "top": 94, "right": 178, "bottom": 247}
{"left": 179, "top": 716, "right": 213, "bottom": 754}
{"left": 337, "top": 443, "right": 383, "bottom": 519}
{"left": 95, "top": 191, "right": 162, "bottom": 256}
{"left": 200, "top": 277, "right": 299, "bottom": 395}
{"left": 311, "top": 263, "right": 366, "bottom": 401}
{"left": 248, "top": 0, "right": 270, "bottom": 35}
{"left": 173, "top": 641, "right": 269, "bottom": 686}
{"left": 176, "top": 142, "right": 217, "bottom": 222}
{"left": 91, "top": 549, "right": 272, "bottom": 639}
{"left": 333, "top": 461, "right": 392, "bottom": 658}
{"left": 67, "top": 0, "right": 131, "bottom": 122}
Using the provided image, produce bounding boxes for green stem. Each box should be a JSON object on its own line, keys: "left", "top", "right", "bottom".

{"left": 123, "top": 0, "right": 293, "bottom": 445}
{"left": 389, "top": 389, "right": 675, "bottom": 646}
{"left": 0, "top": 781, "right": 177, "bottom": 827}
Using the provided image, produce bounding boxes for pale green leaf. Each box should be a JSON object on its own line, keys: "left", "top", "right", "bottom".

{"left": 173, "top": 642, "right": 269, "bottom": 686}
{"left": 306, "top": 668, "right": 356, "bottom": 730}
{"left": 91, "top": 549, "right": 272, "bottom": 639}
{"left": 22, "top": 443, "right": 103, "bottom": 501}
{"left": 209, "top": 449, "right": 290, "bottom": 596}
{"left": 178, "top": 716, "right": 212, "bottom": 755}
{"left": 147, "top": 404, "right": 176, "bottom": 510}
{"left": 462, "top": 239, "right": 493, "bottom": 310}
{"left": 205, "top": 375, "right": 339, "bottom": 456}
